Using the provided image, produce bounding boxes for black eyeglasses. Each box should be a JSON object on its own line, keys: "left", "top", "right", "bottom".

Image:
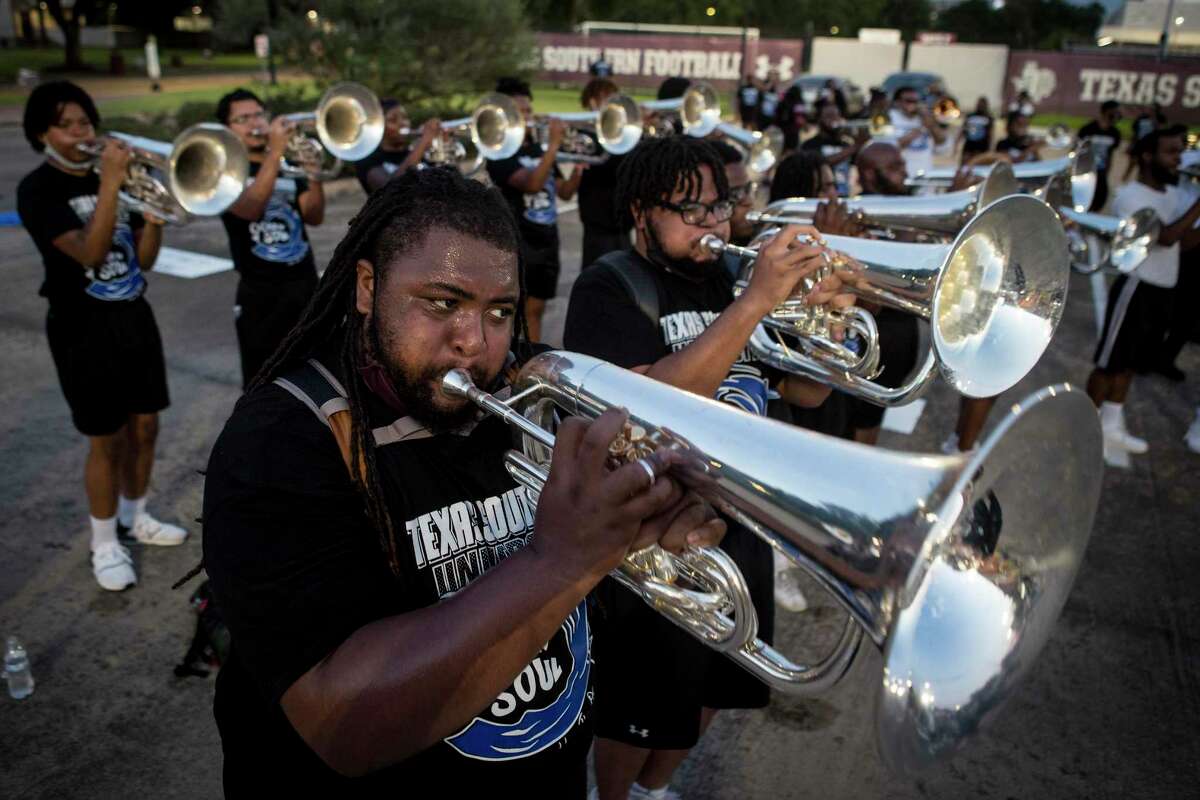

{"left": 729, "top": 182, "right": 758, "bottom": 204}
{"left": 658, "top": 198, "right": 735, "bottom": 225}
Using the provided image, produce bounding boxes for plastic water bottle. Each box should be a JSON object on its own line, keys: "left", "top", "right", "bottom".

{"left": 5, "top": 636, "right": 34, "bottom": 700}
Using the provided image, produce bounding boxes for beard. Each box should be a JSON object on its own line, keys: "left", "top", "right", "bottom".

{"left": 367, "top": 312, "right": 489, "bottom": 433}
{"left": 1150, "top": 161, "right": 1178, "bottom": 186}
{"left": 644, "top": 219, "right": 716, "bottom": 279}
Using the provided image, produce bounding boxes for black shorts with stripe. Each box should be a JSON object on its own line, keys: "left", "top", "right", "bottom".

{"left": 1093, "top": 275, "right": 1175, "bottom": 373}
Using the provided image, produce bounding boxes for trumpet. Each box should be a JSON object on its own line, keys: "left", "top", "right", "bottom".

{"left": 261, "top": 82, "right": 384, "bottom": 180}
{"left": 470, "top": 93, "right": 643, "bottom": 163}
{"left": 641, "top": 81, "right": 723, "bottom": 138}
{"left": 707, "top": 193, "right": 1070, "bottom": 404}
{"left": 909, "top": 140, "right": 1097, "bottom": 213}
{"left": 716, "top": 122, "right": 783, "bottom": 180}
{"left": 1061, "top": 207, "right": 1160, "bottom": 275}
{"left": 444, "top": 351, "right": 1103, "bottom": 773}
{"left": 78, "top": 125, "right": 250, "bottom": 224}
{"left": 748, "top": 161, "right": 1020, "bottom": 240}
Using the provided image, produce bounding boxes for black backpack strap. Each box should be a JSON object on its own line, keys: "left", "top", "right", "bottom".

{"left": 594, "top": 251, "right": 660, "bottom": 327}
{"left": 273, "top": 358, "right": 350, "bottom": 431}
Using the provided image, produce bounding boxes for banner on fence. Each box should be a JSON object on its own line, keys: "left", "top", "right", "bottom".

{"left": 534, "top": 32, "right": 804, "bottom": 92}
{"left": 1006, "top": 51, "right": 1200, "bottom": 124}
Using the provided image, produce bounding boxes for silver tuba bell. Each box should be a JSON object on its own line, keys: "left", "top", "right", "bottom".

{"left": 716, "top": 122, "right": 784, "bottom": 180}
{"left": 81, "top": 124, "right": 251, "bottom": 224}
{"left": 708, "top": 193, "right": 1070, "bottom": 404}
{"left": 278, "top": 81, "right": 385, "bottom": 180}
{"left": 749, "top": 161, "right": 1020, "bottom": 240}
{"left": 444, "top": 352, "right": 1103, "bottom": 773}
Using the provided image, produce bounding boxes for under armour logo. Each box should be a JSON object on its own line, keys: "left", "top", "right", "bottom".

{"left": 753, "top": 54, "right": 795, "bottom": 83}
{"left": 629, "top": 725, "right": 650, "bottom": 738}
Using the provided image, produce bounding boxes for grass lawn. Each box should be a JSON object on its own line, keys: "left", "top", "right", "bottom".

{"left": 1030, "top": 112, "right": 1200, "bottom": 138}
{"left": 0, "top": 46, "right": 260, "bottom": 83}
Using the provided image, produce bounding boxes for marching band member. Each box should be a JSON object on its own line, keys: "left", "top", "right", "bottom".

{"left": 887, "top": 86, "right": 948, "bottom": 182}
{"left": 1079, "top": 100, "right": 1122, "bottom": 212}
{"left": 354, "top": 100, "right": 440, "bottom": 194}
{"left": 203, "top": 167, "right": 725, "bottom": 796}
{"left": 563, "top": 136, "right": 851, "bottom": 800}
{"left": 216, "top": 88, "right": 326, "bottom": 389}
{"left": 17, "top": 81, "right": 187, "bottom": 592}
{"left": 801, "top": 99, "right": 859, "bottom": 197}
{"left": 1087, "top": 126, "right": 1200, "bottom": 467}
{"left": 577, "top": 78, "right": 632, "bottom": 269}
{"left": 958, "top": 97, "right": 995, "bottom": 166}
{"left": 485, "top": 77, "right": 584, "bottom": 342}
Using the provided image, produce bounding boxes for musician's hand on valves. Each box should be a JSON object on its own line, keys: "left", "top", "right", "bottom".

{"left": 418, "top": 118, "right": 441, "bottom": 150}
{"left": 629, "top": 490, "right": 726, "bottom": 555}
{"left": 266, "top": 116, "right": 293, "bottom": 157}
{"left": 812, "top": 200, "right": 864, "bottom": 237}
{"left": 741, "top": 223, "right": 829, "bottom": 314}
{"left": 530, "top": 408, "right": 683, "bottom": 584}
{"left": 546, "top": 118, "right": 567, "bottom": 152}
{"left": 98, "top": 138, "right": 132, "bottom": 186}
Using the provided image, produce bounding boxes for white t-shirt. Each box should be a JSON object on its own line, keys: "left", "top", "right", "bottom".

{"left": 887, "top": 108, "right": 933, "bottom": 176}
{"left": 1112, "top": 181, "right": 1195, "bottom": 288}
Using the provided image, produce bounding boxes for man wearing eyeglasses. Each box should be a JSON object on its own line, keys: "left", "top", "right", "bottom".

{"left": 216, "top": 88, "right": 325, "bottom": 388}
{"left": 888, "top": 86, "right": 947, "bottom": 180}
{"left": 563, "top": 136, "right": 851, "bottom": 800}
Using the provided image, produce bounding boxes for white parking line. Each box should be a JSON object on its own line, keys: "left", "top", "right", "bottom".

{"left": 152, "top": 247, "right": 234, "bottom": 279}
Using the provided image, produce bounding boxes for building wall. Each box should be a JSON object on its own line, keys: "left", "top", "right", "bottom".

{"left": 808, "top": 37, "right": 904, "bottom": 93}
{"left": 909, "top": 42, "right": 1009, "bottom": 109}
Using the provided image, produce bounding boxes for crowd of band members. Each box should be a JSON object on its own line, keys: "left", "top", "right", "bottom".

{"left": 13, "top": 67, "right": 1200, "bottom": 799}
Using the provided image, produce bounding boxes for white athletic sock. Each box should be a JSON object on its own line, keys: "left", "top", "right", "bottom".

{"left": 118, "top": 495, "right": 147, "bottom": 529}
{"left": 90, "top": 515, "right": 118, "bottom": 550}
{"left": 632, "top": 784, "right": 670, "bottom": 799}
{"left": 1099, "top": 402, "right": 1123, "bottom": 430}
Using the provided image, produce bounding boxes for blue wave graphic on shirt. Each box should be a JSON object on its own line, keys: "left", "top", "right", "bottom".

{"left": 250, "top": 196, "right": 310, "bottom": 264}
{"left": 716, "top": 372, "right": 770, "bottom": 416}
{"left": 84, "top": 224, "right": 145, "bottom": 301}
{"left": 446, "top": 602, "right": 589, "bottom": 761}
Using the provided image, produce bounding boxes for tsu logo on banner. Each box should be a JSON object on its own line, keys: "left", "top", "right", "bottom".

{"left": 1011, "top": 60, "right": 1057, "bottom": 103}
{"left": 755, "top": 54, "right": 795, "bottom": 82}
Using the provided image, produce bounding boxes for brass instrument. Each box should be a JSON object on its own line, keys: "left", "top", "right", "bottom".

{"left": 398, "top": 118, "right": 483, "bottom": 176}
{"left": 933, "top": 96, "right": 961, "bottom": 125}
{"left": 909, "top": 140, "right": 1097, "bottom": 213}
{"left": 470, "top": 93, "right": 643, "bottom": 163}
{"left": 748, "top": 161, "right": 1020, "bottom": 240}
{"left": 78, "top": 125, "right": 250, "bottom": 224}
{"left": 1182, "top": 148, "right": 1200, "bottom": 180}
{"left": 274, "top": 82, "right": 385, "bottom": 180}
{"left": 716, "top": 122, "right": 783, "bottom": 180}
{"left": 842, "top": 113, "right": 893, "bottom": 137}
{"left": 444, "top": 352, "right": 1103, "bottom": 773}
{"left": 1061, "top": 207, "right": 1160, "bottom": 275}
{"left": 706, "top": 193, "right": 1070, "bottom": 404}
{"left": 640, "top": 81, "right": 723, "bottom": 138}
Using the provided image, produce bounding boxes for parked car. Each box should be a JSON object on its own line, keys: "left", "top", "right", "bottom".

{"left": 881, "top": 71, "right": 949, "bottom": 105}
{"left": 788, "top": 74, "right": 865, "bottom": 117}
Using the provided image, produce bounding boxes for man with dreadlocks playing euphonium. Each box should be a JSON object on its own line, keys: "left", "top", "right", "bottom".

{"left": 564, "top": 136, "right": 856, "bottom": 800}
{"left": 201, "top": 166, "right": 727, "bottom": 797}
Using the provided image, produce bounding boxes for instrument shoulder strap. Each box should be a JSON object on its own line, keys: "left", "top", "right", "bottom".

{"left": 273, "top": 359, "right": 360, "bottom": 480}
{"left": 595, "top": 251, "right": 660, "bottom": 327}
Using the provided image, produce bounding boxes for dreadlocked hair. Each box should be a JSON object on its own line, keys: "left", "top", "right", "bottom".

{"left": 249, "top": 166, "right": 524, "bottom": 576}
{"left": 614, "top": 135, "right": 730, "bottom": 226}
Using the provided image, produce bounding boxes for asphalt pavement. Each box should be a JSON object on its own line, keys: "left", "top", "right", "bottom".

{"left": 0, "top": 127, "right": 1197, "bottom": 799}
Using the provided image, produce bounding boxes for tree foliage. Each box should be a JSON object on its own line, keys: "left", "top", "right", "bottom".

{"left": 934, "top": 0, "right": 1105, "bottom": 49}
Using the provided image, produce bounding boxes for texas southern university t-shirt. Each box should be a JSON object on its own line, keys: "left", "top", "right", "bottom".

{"left": 17, "top": 162, "right": 146, "bottom": 307}
{"left": 202, "top": 355, "right": 592, "bottom": 797}
{"left": 486, "top": 141, "right": 563, "bottom": 256}
{"left": 220, "top": 161, "right": 316, "bottom": 281}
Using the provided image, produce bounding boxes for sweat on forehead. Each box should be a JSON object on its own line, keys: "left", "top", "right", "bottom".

{"left": 374, "top": 225, "right": 517, "bottom": 284}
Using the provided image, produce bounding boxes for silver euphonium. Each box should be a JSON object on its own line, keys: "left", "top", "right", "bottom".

{"left": 909, "top": 139, "right": 1097, "bottom": 213}
{"left": 443, "top": 352, "right": 1103, "bottom": 774}
{"left": 1060, "top": 207, "right": 1160, "bottom": 275}
{"left": 707, "top": 193, "right": 1070, "bottom": 405}
{"left": 399, "top": 118, "right": 484, "bottom": 176}
{"left": 749, "top": 161, "right": 1020, "bottom": 240}
{"left": 470, "top": 93, "right": 644, "bottom": 163}
{"left": 276, "top": 82, "right": 385, "bottom": 180}
{"left": 716, "top": 122, "right": 783, "bottom": 180}
{"left": 80, "top": 125, "right": 250, "bottom": 224}
{"left": 640, "top": 81, "right": 723, "bottom": 138}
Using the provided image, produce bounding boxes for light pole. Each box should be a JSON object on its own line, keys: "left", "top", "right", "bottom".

{"left": 1159, "top": 0, "right": 1177, "bottom": 60}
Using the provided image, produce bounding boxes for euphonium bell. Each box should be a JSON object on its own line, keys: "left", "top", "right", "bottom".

{"left": 749, "top": 161, "right": 1020, "bottom": 239}
{"left": 280, "top": 81, "right": 385, "bottom": 179}
{"left": 1061, "top": 206, "right": 1160, "bottom": 275}
{"left": 716, "top": 122, "right": 783, "bottom": 180}
{"left": 641, "top": 81, "right": 722, "bottom": 138}
{"left": 470, "top": 93, "right": 644, "bottom": 163}
{"left": 444, "top": 351, "right": 1102, "bottom": 773}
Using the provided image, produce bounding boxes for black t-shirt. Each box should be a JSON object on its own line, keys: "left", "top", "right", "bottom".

{"left": 486, "top": 141, "right": 562, "bottom": 250}
{"left": 577, "top": 146, "right": 626, "bottom": 233}
{"left": 203, "top": 363, "right": 593, "bottom": 797}
{"left": 17, "top": 161, "right": 146, "bottom": 308}
{"left": 737, "top": 83, "right": 760, "bottom": 110}
{"left": 1078, "top": 121, "right": 1121, "bottom": 174}
{"left": 995, "top": 135, "right": 1036, "bottom": 162}
{"left": 354, "top": 145, "right": 412, "bottom": 194}
{"left": 961, "top": 113, "right": 993, "bottom": 152}
{"left": 220, "top": 161, "right": 316, "bottom": 282}
{"left": 801, "top": 132, "right": 855, "bottom": 196}
{"left": 562, "top": 250, "right": 780, "bottom": 416}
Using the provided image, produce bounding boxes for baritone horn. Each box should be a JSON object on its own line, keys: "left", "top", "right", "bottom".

{"left": 709, "top": 193, "right": 1070, "bottom": 403}
{"left": 717, "top": 122, "right": 783, "bottom": 179}
{"left": 749, "top": 161, "right": 1020, "bottom": 239}
{"left": 641, "top": 81, "right": 723, "bottom": 138}
{"left": 80, "top": 125, "right": 250, "bottom": 224}
{"left": 399, "top": 118, "right": 484, "bottom": 176}
{"left": 1061, "top": 207, "right": 1160, "bottom": 275}
{"left": 444, "top": 352, "right": 1103, "bottom": 774}
{"left": 470, "top": 93, "right": 643, "bottom": 163}
{"left": 276, "top": 81, "right": 384, "bottom": 180}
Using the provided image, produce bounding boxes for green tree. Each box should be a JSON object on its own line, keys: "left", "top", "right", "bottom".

{"left": 935, "top": 0, "right": 1104, "bottom": 49}
{"left": 41, "top": 0, "right": 105, "bottom": 69}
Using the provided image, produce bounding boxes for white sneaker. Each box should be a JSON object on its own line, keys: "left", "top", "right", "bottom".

{"left": 630, "top": 784, "right": 682, "bottom": 800}
{"left": 129, "top": 513, "right": 188, "bottom": 546}
{"left": 1103, "top": 437, "right": 1132, "bottom": 469}
{"left": 939, "top": 431, "right": 961, "bottom": 454}
{"left": 1185, "top": 414, "right": 1200, "bottom": 454}
{"left": 1103, "top": 424, "right": 1148, "bottom": 455}
{"left": 774, "top": 568, "right": 809, "bottom": 612}
{"left": 92, "top": 542, "right": 136, "bottom": 591}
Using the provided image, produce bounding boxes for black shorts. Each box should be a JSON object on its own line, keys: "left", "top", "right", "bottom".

{"left": 850, "top": 308, "right": 921, "bottom": 430}
{"left": 235, "top": 271, "right": 318, "bottom": 388}
{"left": 46, "top": 296, "right": 170, "bottom": 437}
{"left": 521, "top": 236, "right": 562, "bottom": 301}
{"left": 1093, "top": 275, "right": 1174, "bottom": 373}
{"left": 591, "top": 523, "right": 774, "bottom": 750}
